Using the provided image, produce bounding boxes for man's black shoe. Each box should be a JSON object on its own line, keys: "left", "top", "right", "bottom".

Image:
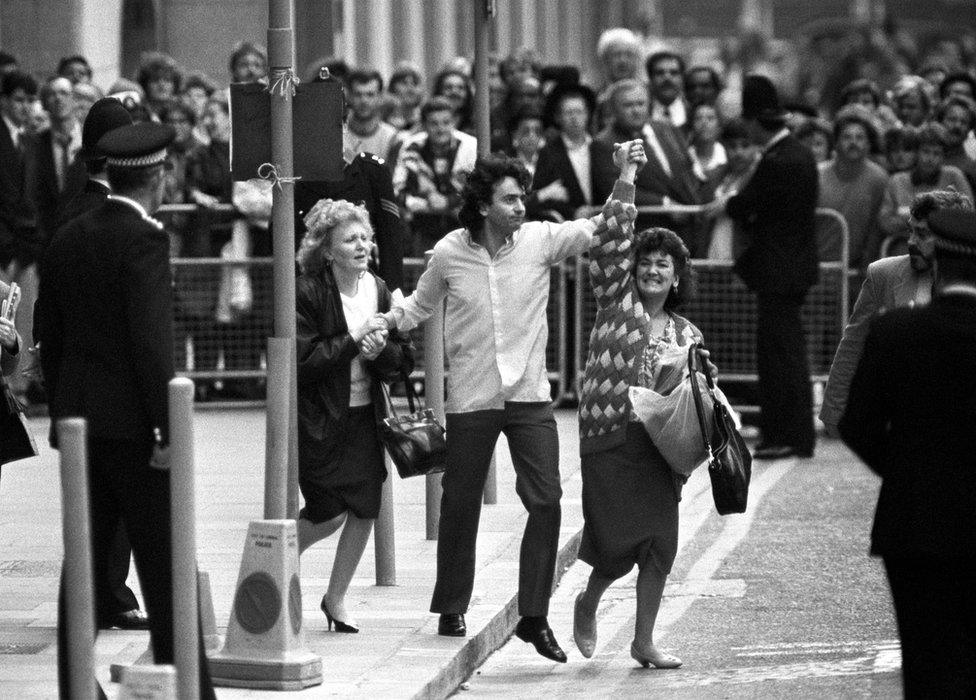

{"left": 99, "top": 608, "right": 150, "bottom": 630}
{"left": 437, "top": 613, "right": 466, "bottom": 637}
{"left": 514, "top": 617, "right": 567, "bottom": 663}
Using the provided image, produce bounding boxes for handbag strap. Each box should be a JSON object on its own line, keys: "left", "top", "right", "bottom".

{"left": 380, "top": 369, "right": 419, "bottom": 419}
{"left": 687, "top": 342, "right": 714, "bottom": 457}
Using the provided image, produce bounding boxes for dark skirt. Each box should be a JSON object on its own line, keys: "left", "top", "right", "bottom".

{"left": 298, "top": 404, "right": 386, "bottom": 522}
{"left": 579, "top": 422, "right": 681, "bottom": 579}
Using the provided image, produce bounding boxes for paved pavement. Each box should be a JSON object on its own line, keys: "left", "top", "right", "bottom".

{"left": 0, "top": 407, "right": 588, "bottom": 699}
{"left": 0, "top": 408, "right": 902, "bottom": 699}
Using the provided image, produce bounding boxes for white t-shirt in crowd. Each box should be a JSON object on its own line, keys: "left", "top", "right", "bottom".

{"left": 340, "top": 275, "right": 379, "bottom": 407}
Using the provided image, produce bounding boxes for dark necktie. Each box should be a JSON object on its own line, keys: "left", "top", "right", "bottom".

{"left": 55, "top": 131, "right": 73, "bottom": 192}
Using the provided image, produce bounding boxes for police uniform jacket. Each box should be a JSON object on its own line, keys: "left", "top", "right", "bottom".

{"left": 38, "top": 198, "right": 174, "bottom": 445}
{"left": 295, "top": 153, "right": 406, "bottom": 291}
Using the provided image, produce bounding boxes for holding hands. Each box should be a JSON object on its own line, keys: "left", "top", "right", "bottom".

{"left": 0, "top": 317, "right": 18, "bottom": 353}
{"left": 613, "top": 139, "right": 648, "bottom": 182}
{"left": 352, "top": 315, "right": 389, "bottom": 360}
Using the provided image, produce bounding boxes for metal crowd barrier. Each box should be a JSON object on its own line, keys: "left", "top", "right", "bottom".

{"left": 158, "top": 202, "right": 851, "bottom": 405}
{"left": 571, "top": 205, "right": 851, "bottom": 396}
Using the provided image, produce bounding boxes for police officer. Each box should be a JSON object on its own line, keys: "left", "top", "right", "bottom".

{"left": 38, "top": 122, "right": 216, "bottom": 700}
{"left": 46, "top": 96, "right": 152, "bottom": 632}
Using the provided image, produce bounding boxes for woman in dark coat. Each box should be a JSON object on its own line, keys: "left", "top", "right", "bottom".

{"left": 296, "top": 198, "right": 413, "bottom": 633}
{"left": 574, "top": 165, "right": 706, "bottom": 667}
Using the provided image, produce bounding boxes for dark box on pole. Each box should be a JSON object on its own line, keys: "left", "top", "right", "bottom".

{"left": 230, "top": 80, "right": 343, "bottom": 181}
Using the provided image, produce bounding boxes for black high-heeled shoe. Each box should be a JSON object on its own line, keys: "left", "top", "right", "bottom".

{"left": 320, "top": 598, "right": 359, "bottom": 633}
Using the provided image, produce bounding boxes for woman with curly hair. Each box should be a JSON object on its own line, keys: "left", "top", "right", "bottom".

{"left": 135, "top": 51, "right": 182, "bottom": 119}
{"left": 574, "top": 209, "right": 708, "bottom": 668}
{"left": 295, "top": 199, "right": 414, "bottom": 633}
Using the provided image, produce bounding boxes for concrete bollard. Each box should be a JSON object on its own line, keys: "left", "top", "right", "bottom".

{"left": 57, "top": 418, "right": 97, "bottom": 700}
{"left": 374, "top": 452, "right": 396, "bottom": 585}
{"left": 264, "top": 337, "right": 292, "bottom": 520}
{"left": 169, "top": 377, "right": 200, "bottom": 700}
{"left": 422, "top": 252, "right": 445, "bottom": 541}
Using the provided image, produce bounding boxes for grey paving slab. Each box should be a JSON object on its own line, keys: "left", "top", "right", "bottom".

{"left": 0, "top": 407, "right": 586, "bottom": 699}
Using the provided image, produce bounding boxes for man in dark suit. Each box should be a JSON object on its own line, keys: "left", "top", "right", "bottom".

{"left": 49, "top": 96, "right": 151, "bottom": 632}
{"left": 0, "top": 70, "right": 40, "bottom": 399}
{"left": 529, "top": 83, "right": 617, "bottom": 222}
{"left": 596, "top": 78, "right": 703, "bottom": 250}
{"left": 839, "top": 208, "right": 976, "bottom": 699}
{"left": 38, "top": 123, "right": 215, "bottom": 700}
{"left": 722, "top": 75, "right": 819, "bottom": 459}
{"left": 29, "top": 76, "right": 87, "bottom": 250}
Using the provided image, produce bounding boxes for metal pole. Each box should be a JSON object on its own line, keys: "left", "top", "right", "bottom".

{"left": 169, "top": 378, "right": 199, "bottom": 700}
{"left": 473, "top": 0, "right": 491, "bottom": 158}
{"left": 267, "top": 0, "right": 300, "bottom": 520}
{"left": 57, "top": 418, "right": 97, "bottom": 700}
{"left": 374, "top": 454, "right": 396, "bottom": 585}
{"left": 264, "top": 337, "right": 291, "bottom": 520}
{"left": 473, "top": 2, "right": 499, "bottom": 505}
{"left": 423, "top": 252, "right": 445, "bottom": 540}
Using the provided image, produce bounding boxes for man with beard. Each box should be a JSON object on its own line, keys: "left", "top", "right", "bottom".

{"left": 820, "top": 188, "right": 974, "bottom": 436}
{"left": 817, "top": 105, "right": 889, "bottom": 271}
{"left": 646, "top": 50, "right": 687, "bottom": 129}
{"left": 879, "top": 123, "right": 973, "bottom": 241}
{"left": 937, "top": 94, "right": 976, "bottom": 194}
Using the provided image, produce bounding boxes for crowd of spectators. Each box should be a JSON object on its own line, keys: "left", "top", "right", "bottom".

{"left": 3, "top": 18, "right": 976, "bottom": 402}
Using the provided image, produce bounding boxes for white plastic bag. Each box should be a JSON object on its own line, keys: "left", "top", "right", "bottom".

{"left": 630, "top": 375, "right": 712, "bottom": 477}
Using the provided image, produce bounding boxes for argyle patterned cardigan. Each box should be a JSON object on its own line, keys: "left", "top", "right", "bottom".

{"left": 578, "top": 192, "right": 702, "bottom": 456}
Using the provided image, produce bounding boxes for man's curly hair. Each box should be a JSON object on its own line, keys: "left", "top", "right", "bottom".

{"left": 457, "top": 155, "right": 532, "bottom": 232}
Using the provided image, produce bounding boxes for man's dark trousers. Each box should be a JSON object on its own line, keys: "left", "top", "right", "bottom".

{"left": 430, "top": 402, "right": 561, "bottom": 617}
{"left": 56, "top": 437, "right": 216, "bottom": 700}
{"left": 756, "top": 292, "right": 815, "bottom": 454}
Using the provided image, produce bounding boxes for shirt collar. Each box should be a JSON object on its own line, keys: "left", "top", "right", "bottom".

{"left": 763, "top": 128, "right": 790, "bottom": 153}
{"left": 2, "top": 114, "right": 21, "bottom": 143}
{"left": 108, "top": 194, "right": 164, "bottom": 230}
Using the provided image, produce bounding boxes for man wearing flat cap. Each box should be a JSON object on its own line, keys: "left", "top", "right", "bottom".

{"left": 839, "top": 207, "right": 976, "bottom": 699}
{"left": 717, "top": 74, "right": 819, "bottom": 460}
{"left": 38, "top": 122, "right": 216, "bottom": 699}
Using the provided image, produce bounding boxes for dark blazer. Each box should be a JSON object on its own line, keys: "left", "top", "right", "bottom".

{"left": 839, "top": 293, "right": 976, "bottom": 562}
{"left": 0, "top": 125, "right": 37, "bottom": 266}
{"left": 597, "top": 121, "right": 701, "bottom": 207}
{"left": 529, "top": 137, "right": 617, "bottom": 221}
{"left": 296, "top": 270, "right": 414, "bottom": 469}
{"left": 28, "top": 128, "right": 87, "bottom": 252}
{"left": 38, "top": 199, "right": 174, "bottom": 444}
{"left": 727, "top": 133, "right": 819, "bottom": 296}
{"left": 51, "top": 178, "right": 109, "bottom": 234}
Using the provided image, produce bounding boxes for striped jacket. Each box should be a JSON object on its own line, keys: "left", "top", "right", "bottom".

{"left": 578, "top": 194, "right": 702, "bottom": 456}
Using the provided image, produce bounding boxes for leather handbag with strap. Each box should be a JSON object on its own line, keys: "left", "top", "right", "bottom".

{"left": 689, "top": 342, "right": 752, "bottom": 515}
{"left": 0, "top": 374, "right": 38, "bottom": 466}
{"left": 379, "top": 372, "right": 447, "bottom": 479}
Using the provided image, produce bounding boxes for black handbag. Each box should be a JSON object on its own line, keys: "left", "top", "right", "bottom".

{"left": 379, "top": 374, "right": 447, "bottom": 478}
{"left": 0, "top": 375, "right": 38, "bottom": 466}
{"left": 688, "top": 343, "right": 752, "bottom": 515}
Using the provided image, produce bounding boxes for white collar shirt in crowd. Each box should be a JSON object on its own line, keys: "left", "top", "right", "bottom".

{"left": 651, "top": 99, "right": 686, "bottom": 128}
{"left": 52, "top": 121, "right": 82, "bottom": 191}
{"left": 393, "top": 215, "right": 603, "bottom": 413}
{"left": 3, "top": 114, "right": 23, "bottom": 149}
{"left": 563, "top": 133, "right": 594, "bottom": 204}
{"left": 641, "top": 122, "right": 673, "bottom": 177}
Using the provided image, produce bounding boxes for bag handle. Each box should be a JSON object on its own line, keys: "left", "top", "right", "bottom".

{"left": 687, "top": 342, "right": 714, "bottom": 457}
{"left": 380, "top": 369, "right": 419, "bottom": 420}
